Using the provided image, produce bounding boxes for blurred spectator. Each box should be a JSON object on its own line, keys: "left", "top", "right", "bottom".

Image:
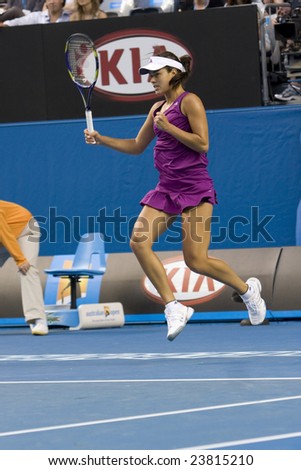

{"left": 70, "top": 0, "right": 107, "bottom": 20}
{"left": 226, "top": 0, "right": 257, "bottom": 5}
{"left": 225, "top": 0, "right": 266, "bottom": 9}
{"left": 264, "top": 1, "right": 297, "bottom": 61}
{"left": 178, "top": 0, "right": 225, "bottom": 9}
{"left": 63, "top": 0, "right": 76, "bottom": 13}
{"left": 207, "top": 0, "right": 226, "bottom": 6}
{"left": 0, "top": 0, "right": 69, "bottom": 24}
{"left": 275, "top": 0, "right": 291, "bottom": 19}
{"left": 0, "top": 0, "right": 44, "bottom": 21}
{"left": 194, "top": 0, "right": 209, "bottom": 9}
{"left": 263, "top": 0, "right": 292, "bottom": 23}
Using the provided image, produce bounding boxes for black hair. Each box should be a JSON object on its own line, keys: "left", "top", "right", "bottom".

{"left": 154, "top": 51, "right": 192, "bottom": 89}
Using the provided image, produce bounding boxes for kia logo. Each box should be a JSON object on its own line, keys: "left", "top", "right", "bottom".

{"left": 94, "top": 29, "right": 192, "bottom": 101}
{"left": 142, "top": 256, "right": 226, "bottom": 305}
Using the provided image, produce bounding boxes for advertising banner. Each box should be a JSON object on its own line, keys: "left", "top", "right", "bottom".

{"left": 0, "top": 7, "right": 262, "bottom": 123}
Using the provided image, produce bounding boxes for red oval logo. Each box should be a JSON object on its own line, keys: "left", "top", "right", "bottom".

{"left": 142, "top": 255, "right": 226, "bottom": 305}
{"left": 94, "top": 29, "right": 192, "bottom": 101}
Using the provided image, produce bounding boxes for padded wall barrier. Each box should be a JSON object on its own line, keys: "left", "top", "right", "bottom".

{"left": 99, "top": 248, "right": 281, "bottom": 314}
{"left": 1, "top": 247, "right": 300, "bottom": 320}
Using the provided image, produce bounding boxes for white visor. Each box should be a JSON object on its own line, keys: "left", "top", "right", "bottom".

{"left": 139, "top": 56, "right": 185, "bottom": 75}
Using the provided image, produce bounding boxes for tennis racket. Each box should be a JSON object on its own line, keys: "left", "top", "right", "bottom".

{"left": 65, "top": 33, "right": 99, "bottom": 132}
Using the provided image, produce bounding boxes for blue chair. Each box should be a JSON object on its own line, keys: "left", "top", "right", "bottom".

{"left": 45, "top": 233, "right": 106, "bottom": 309}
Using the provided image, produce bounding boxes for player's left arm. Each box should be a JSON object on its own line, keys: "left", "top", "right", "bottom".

{"left": 154, "top": 93, "right": 209, "bottom": 153}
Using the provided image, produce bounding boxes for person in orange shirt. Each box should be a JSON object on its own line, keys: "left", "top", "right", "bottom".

{"left": 0, "top": 200, "right": 48, "bottom": 335}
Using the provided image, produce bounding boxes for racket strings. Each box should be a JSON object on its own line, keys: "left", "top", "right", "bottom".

{"left": 67, "top": 38, "right": 97, "bottom": 87}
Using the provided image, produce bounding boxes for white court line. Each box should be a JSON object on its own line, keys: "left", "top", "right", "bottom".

{"left": 0, "top": 351, "right": 300, "bottom": 361}
{"left": 0, "top": 394, "right": 300, "bottom": 438}
{"left": 181, "top": 431, "right": 301, "bottom": 450}
{"left": 0, "top": 377, "right": 301, "bottom": 385}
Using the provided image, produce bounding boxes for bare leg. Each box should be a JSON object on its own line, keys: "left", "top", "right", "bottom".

{"left": 130, "top": 205, "right": 177, "bottom": 304}
{"left": 130, "top": 205, "right": 195, "bottom": 340}
{"left": 182, "top": 202, "right": 248, "bottom": 295}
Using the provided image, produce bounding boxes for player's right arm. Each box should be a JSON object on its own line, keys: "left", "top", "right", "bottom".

{"left": 84, "top": 103, "right": 161, "bottom": 155}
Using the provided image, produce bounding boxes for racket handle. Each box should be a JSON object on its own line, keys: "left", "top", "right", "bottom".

{"left": 85, "top": 109, "right": 94, "bottom": 132}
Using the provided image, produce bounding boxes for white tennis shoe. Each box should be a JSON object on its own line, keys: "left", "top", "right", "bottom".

{"left": 241, "top": 277, "right": 266, "bottom": 326}
{"left": 164, "top": 301, "right": 194, "bottom": 341}
{"left": 29, "top": 318, "right": 49, "bottom": 336}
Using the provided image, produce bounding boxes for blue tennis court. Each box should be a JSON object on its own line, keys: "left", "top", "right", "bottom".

{"left": 0, "top": 320, "right": 300, "bottom": 451}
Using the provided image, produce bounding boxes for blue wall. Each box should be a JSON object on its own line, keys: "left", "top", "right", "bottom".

{"left": 1, "top": 105, "right": 301, "bottom": 256}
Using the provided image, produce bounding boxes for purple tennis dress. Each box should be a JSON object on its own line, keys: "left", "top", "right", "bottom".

{"left": 140, "top": 91, "right": 217, "bottom": 215}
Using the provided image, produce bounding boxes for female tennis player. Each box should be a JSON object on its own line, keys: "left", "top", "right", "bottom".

{"left": 84, "top": 51, "right": 266, "bottom": 341}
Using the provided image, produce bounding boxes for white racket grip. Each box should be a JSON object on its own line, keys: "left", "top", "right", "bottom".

{"left": 85, "top": 109, "right": 94, "bottom": 132}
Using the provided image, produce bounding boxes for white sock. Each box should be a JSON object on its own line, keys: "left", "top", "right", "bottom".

{"left": 240, "top": 284, "right": 253, "bottom": 301}
{"left": 165, "top": 300, "right": 178, "bottom": 308}
{"left": 165, "top": 300, "right": 180, "bottom": 313}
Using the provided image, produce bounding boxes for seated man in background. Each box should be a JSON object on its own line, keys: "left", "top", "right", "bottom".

{"left": 0, "top": 0, "right": 69, "bottom": 25}
{"left": 0, "top": 200, "right": 48, "bottom": 335}
{"left": 0, "top": 0, "right": 45, "bottom": 21}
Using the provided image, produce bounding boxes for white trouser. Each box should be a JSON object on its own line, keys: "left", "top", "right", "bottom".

{"left": 0, "top": 219, "right": 46, "bottom": 323}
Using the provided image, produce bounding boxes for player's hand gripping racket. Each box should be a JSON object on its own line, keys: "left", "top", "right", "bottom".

{"left": 65, "top": 33, "right": 99, "bottom": 136}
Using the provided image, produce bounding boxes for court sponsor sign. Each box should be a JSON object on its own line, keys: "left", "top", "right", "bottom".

{"left": 142, "top": 256, "right": 226, "bottom": 305}
{"left": 94, "top": 30, "right": 192, "bottom": 100}
{"left": 71, "top": 302, "right": 125, "bottom": 330}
